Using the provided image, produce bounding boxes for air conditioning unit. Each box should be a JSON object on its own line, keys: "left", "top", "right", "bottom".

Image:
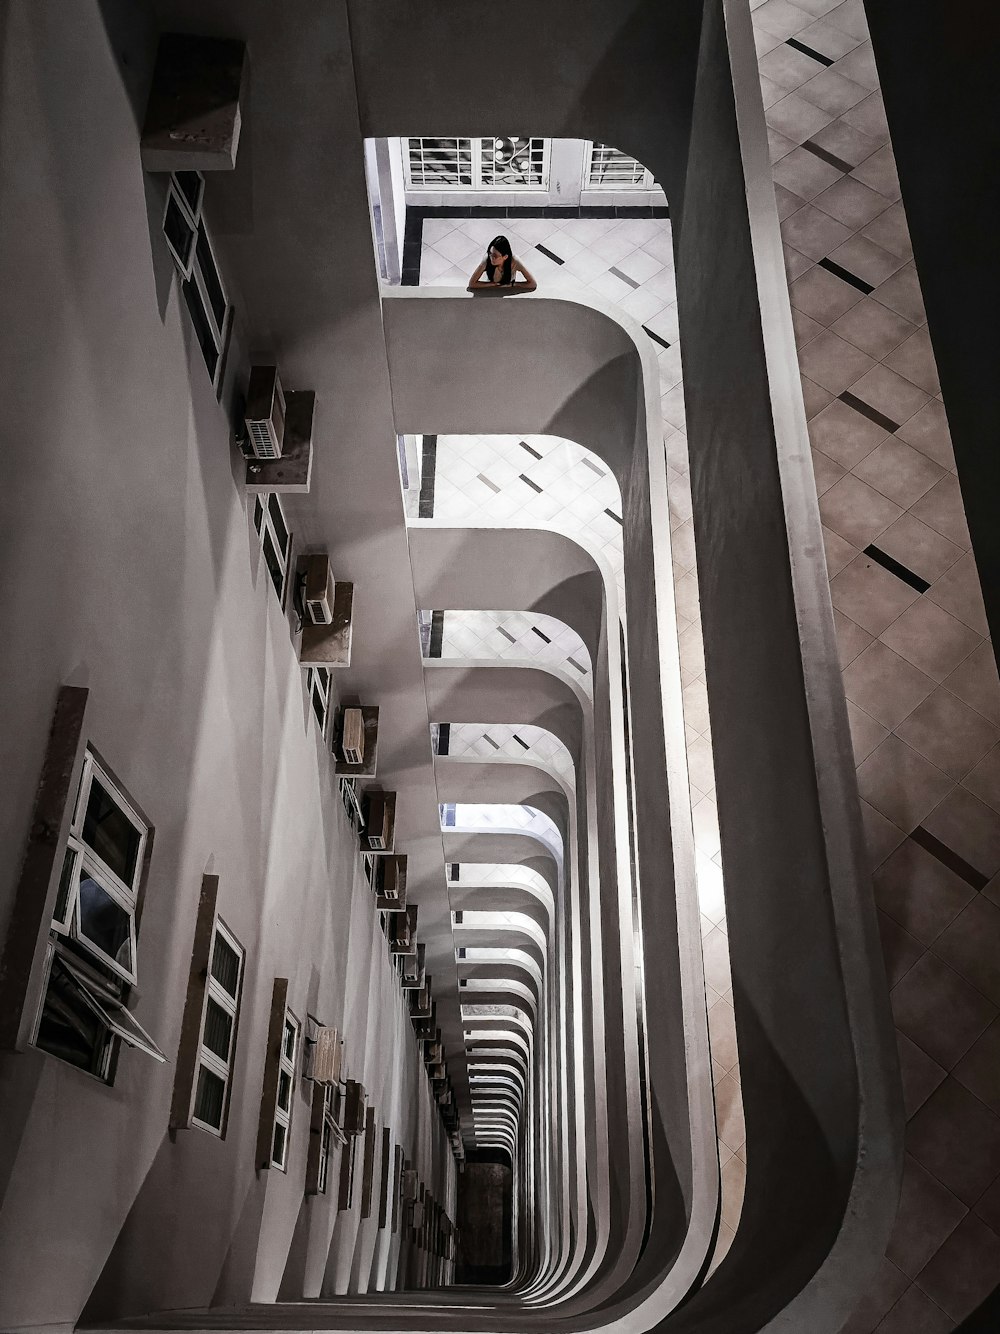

{"left": 305, "top": 1025, "right": 342, "bottom": 1084}
{"left": 342, "top": 1079, "right": 367, "bottom": 1137}
{"left": 341, "top": 707, "right": 365, "bottom": 765}
{"left": 303, "top": 554, "right": 335, "bottom": 625}
{"left": 365, "top": 793, "right": 392, "bottom": 852}
{"left": 244, "top": 365, "right": 286, "bottom": 460}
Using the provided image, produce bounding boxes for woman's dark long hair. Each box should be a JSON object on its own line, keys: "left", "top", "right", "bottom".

{"left": 484, "top": 235, "right": 513, "bottom": 286}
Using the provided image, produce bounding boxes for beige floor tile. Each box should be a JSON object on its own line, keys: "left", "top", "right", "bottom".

{"left": 841, "top": 88, "right": 890, "bottom": 141}
{"left": 879, "top": 598, "right": 982, "bottom": 683}
{"left": 850, "top": 145, "right": 902, "bottom": 201}
{"left": 852, "top": 436, "right": 944, "bottom": 508}
{"left": 861, "top": 798, "right": 908, "bottom": 870}
{"left": 833, "top": 608, "right": 873, "bottom": 668}
{"left": 715, "top": 1069, "right": 745, "bottom": 1152}
{"left": 896, "top": 1030, "right": 947, "bottom": 1120}
{"left": 792, "top": 305, "right": 824, "bottom": 348}
{"left": 843, "top": 640, "right": 936, "bottom": 729}
{"left": 857, "top": 734, "right": 954, "bottom": 832}
{"left": 820, "top": 472, "right": 902, "bottom": 546}
{"left": 830, "top": 551, "right": 920, "bottom": 635}
{"left": 915, "top": 1213, "right": 1000, "bottom": 1322}
{"left": 884, "top": 327, "right": 941, "bottom": 396}
{"left": 831, "top": 297, "right": 915, "bottom": 359}
{"left": 809, "top": 394, "right": 888, "bottom": 467}
{"left": 923, "top": 786, "right": 1000, "bottom": 882}
{"left": 954, "top": 1018, "right": 1000, "bottom": 1116}
{"left": 829, "top": 232, "right": 906, "bottom": 286}
{"left": 791, "top": 264, "right": 866, "bottom": 325}
{"left": 822, "top": 523, "right": 859, "bottom": 577}
{"left": 720, "top": 1152, "right": 747, "bottom": 1230}
{"left": 800, "top": 372, "right": 835, "bottom": 418}
{"left": 759, "top": 40, "right": 825, "bottom": 89}
{"left": 832, "top": 40, "right": 880, "bottom": 91}
{"left": 809, "top": 115, "right": 880, "bottom": 166}
{"left": 708, "top": 997, "right": 739, "bottom": 1074}
{"left": 766, "top": 90, "right": 837, "bottom": 144}
{"left": 773, "top": 145, "right": 843, "bottom": 200}
{"left": 886, "top": 1154, "right": 967, "bottom": 1279}
{"left": 975, "top": 1172, "right": 1000, "bottom": 1233}
{"left": 797, "top": 67, "right": 870, "bottom": 115}
{"left": 963, "top": 745, "right": 1000, "bottom": 815}
{"left": 875, "top": 1285, "right": 953, "bottom": 1332}
{"left": 895, "top": 400, "right": 955, "bottom": 472}
{"left": 703, "top": 925, "right": 733, "bottom": 996}
{"left": 909, "top": 1079, "right": 1000, "bottom": 1207}
{"left": 874, "top": 262, "right": 927, "bottom": 324}
{"left": 933, "top": 896, "right": 1000, "bottom": 1007}
{"left": 849, "top": 363, "right": 930, "bottom": 427}
{"left": 875, "top": 838, "right": 976, "bottom": 946}
{"left": 878, "top": 909, "right": 925, "bottom": 987}
{"left": 799, "top": 15, "right": 867, "bottom": 60}
{"left": 813, "top": 174, "right": 890, "bottom": 228}
{"left": 825, "top": 0, "right": 870, "bottom": 41}
{"left": 927, "top": 552, "right": 988, "bottom": 634}
{"left": 910, "top": 475, "right": 972, "bottom": 549}
{"left": 862, "top": 199, "right": 913, "bottom": 260}
{"left": 896, "top": 685, "right": 998, "bottom": 780}
{"left": 811, "top": 446, "right": 846, "bottom": 495}
{"left": 874, "top": 513, "right": 964, "bottom": 586}
{"left": 840, "top": 1257, "right": 909, "bottom": 1334}
{"left": 781, "top": 201, "right": 853, "bottom": 259}
{"left": 846, "top": 699, "right": 888, "bottom": 763}
{"left": 944, "top": 643, "right": 1000, "bottom": 727}
{"left": 891, "top": 951, "right": 997, "bottom": 1070}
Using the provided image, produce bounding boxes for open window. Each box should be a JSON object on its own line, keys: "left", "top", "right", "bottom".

{"left": 253, "top": 492, "right": 292, "bottom": 606}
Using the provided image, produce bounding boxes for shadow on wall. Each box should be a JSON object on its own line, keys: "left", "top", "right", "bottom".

{"left": 456, "top": 1154, "right": 513, "bottom": 1286}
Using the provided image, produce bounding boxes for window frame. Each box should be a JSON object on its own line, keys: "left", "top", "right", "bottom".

{"left": 191, "top": 918, "right": 245, "bottom": 1137}
{"left": 270, "top": 1008, "right": 300, "bottom": 1171}
{"left": 584, "top": 141, "right": 657, "bottom": 191}
{"left": 253, "top": 493, "right": 292, "bottom": 607}
{"left": 404, "top": 136, "right": 550, "bottom": 191}
{"left": 307, "top": 666, "right": 332, "bottom": 736}
{"left": 163, "top": 173, "right": 232, "bottom": 394}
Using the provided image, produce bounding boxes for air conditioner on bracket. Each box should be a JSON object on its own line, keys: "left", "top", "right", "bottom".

{"left": 303, "top": 553, "right": 335, "bottom": 625}
{"left": 244, "top": 365, "right": 286, "bottom": 460}
{"left": 341, "top": 707, "right": 365, "bottom": 765}
{"left": 305, "top": 1025, "right": 342, "bottom": 1084}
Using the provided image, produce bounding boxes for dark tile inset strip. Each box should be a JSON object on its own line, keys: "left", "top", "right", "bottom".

{"left": 477, "top": 472, "right": 501, "bottom": 493}
{"left": 497, "top": 626, "right": 517, "bottom": 644}
{"left": 513, "top": 734, "right": 530, "bottom": 749}
{"left": 605, "top": 508, "right": 624, "bottom": 525}
{"left": 643, "top": 325, "right": 671, "bottom": 350}
{"left": 437, "top": 721, "right": 451, "bottom": 755}
{"left": 863, "top": 544, "right": 931, "bottom": 594}
{"left": 818, "top": 256, "right": 874, "bottom": 295}
{"left": 803, "top": 138, "right": 853, "bottom": 174}
{"left": 520, "top": 473, "right": 543, "bottom": 493}
{"left": 531, "top": 626, "right": 552, "bottom": 644}
{"left": 483, "top": 735, "right": 500, "bottom": 750}
{"left": 609, "top": 266, "right": 640, "bottom": 289}
{"left": 536, "top": 243, "right": 565, "bottom": 266}
{"left": 910, "top": 826, "right": 990, "bottom": 891}
{"left": 581, "top": 456, "right": 606, "bottom": 477}
{"left": 519, "top": 440, "right": 543, "bottom": 459}
{"left": 428, "top": 610, "right": 445, "bottom": 658}
{"left": 568, "top": 656, "right": 588, "bottom": 674}
{"left": 786, "top": 37, "right": 834, "bottom": 66}
{"left": 418, "top": 435, "right": 437, "bottom": 518}
{"left": 838, "top": 390, "right": 900, "bottom": 434}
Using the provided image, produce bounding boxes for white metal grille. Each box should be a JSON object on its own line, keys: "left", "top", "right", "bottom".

{"left": 405, "top": 137, "right": 549, "bottom": 190}
{"left": 587, "top": 143, "right": 653, "bottom": 190}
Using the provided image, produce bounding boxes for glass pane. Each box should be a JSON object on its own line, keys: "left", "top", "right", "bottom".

{"left": 35, "top": 959, "right": 110, "bottom": 1076}
{"left": 77, "top": 869, "right": 132, "bottom": 970}
{"left": 83, "top": 776, "right": 142, "bottom": 888}
{"left": 174, "top": 170, "right": 203, "bottom": 216}
{"left": 203, "top": 997, "right": 233, "bottom": 1061}
{"left": 53, "top": 847, "right": 75, "bottom": 927}
{"left": 271, "top": 1120, "right": 287, "bottom": 1166}
{"left": 253, "top": 495, "right": 264, "bottom": 534}
{"left": 196, "top": 222, "right": 227, "bottom": 329}
{"left": 163, "top": 194, "right": 197, "bottom": 270}
{"left": 211, "top": 932, "right": 241, "bottom": 998}
{"left": 283, "top": 1018, "right": 297, "bottom": 1061}
{"left": 262, "top": 529, "right": 285, "bottom": 601}
{"left": 267, "top": 494, "right": 289, "bottom": 554}
{"left": 194, "top": 1064, "right": 226, "bottom": 1129}
{"left": 182, "top": 275, "right": 220, "bottom": 381}
{"left": 311, "top": 678, "right": 326, "bottom": 727}
{"left": 277, "top": 1070, "right": 291, "bottom": 1112}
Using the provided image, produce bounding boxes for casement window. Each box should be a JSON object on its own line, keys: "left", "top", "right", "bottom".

{"left": 307, "top": 666, "right": 332, "bottom": 735}
{"left": 32, "top": 750, "right": 164, "bottom": 1079}
{"left": 191, "top": 921, "right": 245, "bottom": 1134}
{"left": 340, "top": 777, "right": 364, "bottom": 830}
{"left": 162, "top": 170, "right": 232, "bottom": 391}
{"left": 271, "top": 1010, "right": 300, "bottom": 1170}
{"left": 585, "top": 142, "right": 657, "bottom": 190}
{"left": 306, "top": 1082, "right": 344, "bottom": 1195}
{"left": 253, "top": 492, "right": 292, "bottom": 605}
{"left": 404, "top": 137, "right": 549, "bottom": 191}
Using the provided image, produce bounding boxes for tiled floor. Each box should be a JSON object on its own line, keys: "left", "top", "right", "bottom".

{"left": 750, "top": 0, "right": 1000, "bottom": 1326}
{"left": 412, "top": 210, "right": 741, "bottom": 1269}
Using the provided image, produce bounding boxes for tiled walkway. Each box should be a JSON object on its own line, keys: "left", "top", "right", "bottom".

{"left": 751, "top": 0, "right": 1000, "bottom": 1327}
{"left": 412, "top": 209, "right": 742, "bottom": 1268}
